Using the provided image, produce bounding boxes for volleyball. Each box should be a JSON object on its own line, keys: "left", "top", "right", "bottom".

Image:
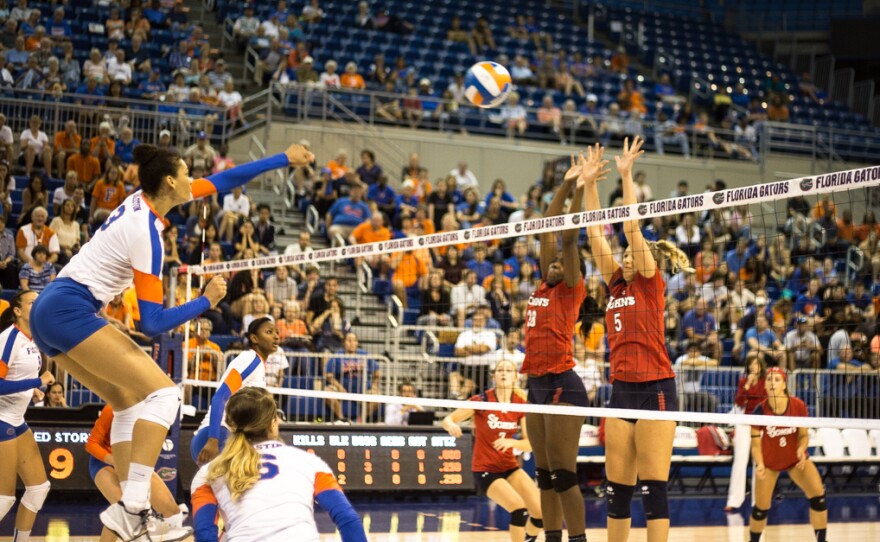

{"left": 463, "top": 61, "right": 513, "bottom": 108}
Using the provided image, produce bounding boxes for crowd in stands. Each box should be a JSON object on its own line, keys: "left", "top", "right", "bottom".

{"left": 0, "top": 0, "right": 244, "bottom": 138}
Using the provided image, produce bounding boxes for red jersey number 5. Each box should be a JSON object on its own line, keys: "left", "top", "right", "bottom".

{"left": 613, "top": 313, "right": 622, "bottom": 332}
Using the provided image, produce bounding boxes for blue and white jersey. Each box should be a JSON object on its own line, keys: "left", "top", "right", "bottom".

{"left": 196, "top": 350, "right": 266, "bottom": 439}
{"left": 0, "top": 326, "right": 43, "bottom": 426}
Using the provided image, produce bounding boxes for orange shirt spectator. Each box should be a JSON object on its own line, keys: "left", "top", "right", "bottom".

{"left": 327, "top": 159, "right": 349, "bottom": 179}
{"left": 392, "top": 251, "right": 428, "bottom": 288}
{"left": 811, "top": 199, "right": 836, "bottom": 221}
{"left": 695, "top": 249, "right": 718, "bottom": 284}
{"left": 420, "top": 219, "right": 435, "bottom": 235}
{"left": 90, "top": 134, "right": 116, "bottom": 164}
{"left": 767, "top": 102, "right": 789, "bottom": 122}
{"left": 187, "top": 336, "right": 222, "bottom": 381}
{"left": 105, "top": 297, "right": 133, "bottom": 329}
{"left": 434, "top": 230, "right": 465, "bottom": 257}
{"left": 482, "top": 274, "right": 513, "bottom": 294}
{"left": 341, "top": 72, "right": 366, "bottom": 90}
{"left": 67, "top": 152, "right": 101, "bottom": 185}
{"left": 92, "top": 178, "right": 126, "bottom": 211}
{"left": 277, "top": 318, "right": 308, "bottom": 340}
{"left": 837, "top": 218, "right": 856, "bottom": 242}
{"left": 54, "top": 130, "right": 81, "bottom": 154}
{"left": 350, "top": 220, "right": 391, "bottom": 244}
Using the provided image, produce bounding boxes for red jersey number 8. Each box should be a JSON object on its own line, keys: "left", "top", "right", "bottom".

{"left": 613, "top": 313, "right": 622, "bottom": 332}
{"left": 526, "top": 310, "right": 536, "bottom": 328}
{"left": 779, "top": 436, "right": 787, "bottom": 448}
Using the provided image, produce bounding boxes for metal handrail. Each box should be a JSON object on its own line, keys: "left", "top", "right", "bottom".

{"left": 355, "top": 261, "right": 372, "bottom": 321}
{"left": 385, "top": 294, "right": 404, "bottom": 354}
{"left": 305, "top": 205, "right": 320, "bottom": 235}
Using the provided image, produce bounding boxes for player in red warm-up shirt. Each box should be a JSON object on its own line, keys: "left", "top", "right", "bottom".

{"left": 749, "top": 367, "right": 827, "bottom": 542}
{"left": 584, "top": 137, "right": 690, "bottom": 542}
{"left": 443, "top": 360, "right": 542, "bottom": 542}
{"left": 727, "top": 352, "right": 768, "bottom": 510}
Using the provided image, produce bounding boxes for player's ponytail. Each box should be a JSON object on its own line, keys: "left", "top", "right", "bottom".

{"left": 207, "top": 387, "right": 278, "bottom": 500}
{"left": 0, "top": 290, "right": 33, "bottom": 332}
{"left": 133, "top": 144, "right": 181, "bottom": 198}
{"left": 648, "top": 240, "right": 694, "bottom": 274}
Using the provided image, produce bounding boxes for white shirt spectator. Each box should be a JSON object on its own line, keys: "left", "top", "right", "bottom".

{"left": 319, "top": 72, "right": 341, "bottom": 88}
{"left": 265, "top": 274, "right": 297, "bottom": 305}
{"left": 260, "top": 19, "right": 280, "bottom": 39}
{"left": 19, "top": 128, "right": 49, "bottom": 154}
{"left": 454, "top": 328, "right": 498, "bottom": 366}
{"left": 675, "top": 224, "right": 701, "bottom": 245}
{"left": 52, "top": 186, "right": 70, "bottom": 209}
{"left": 673, "top": 353, "right": 714, "bottom": 393}
{"left": 222, "top": 192, "right": 251, "bottom": 216}
{"left": 448, "top": 167, "right": 478, "bottom": 189}
{"left": 784, "top": 328, "right": 821, "bottom": 365}
{"left": 827, "top": 328, "right": 850, "bottom": 366}
{"left": 0, "top": 67, "right": 13, "bottom": 87}
{"left": 510, "top": 64, "right": 535, "bottom": 81}
{"left": 450, "top": 283, "right": 486, "bottom": 315}
{"left": 107, "top": 57, "right": 132, "bottom": 84}
{"left": 234, "top": 15, "right": 260, "bottom": 37}
{"left": 284, "top": 243, "right": 313, "bottom": 257}
{"left": 218, "top": 88, "right": 243, "bottom": 108}
{"left": 0, "top": 124, "right": 12, "bottom": 148}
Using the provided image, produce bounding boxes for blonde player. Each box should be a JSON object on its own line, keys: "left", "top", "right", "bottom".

{"left": 28, "top": 143, "right": 313, "bottom": 539}
{"left": 191, "top": 317, "right": 279, "bottom": 465}
{"left": 191, "top": 387, "right": 366, "bottom": 542}
{"left": 0, "top": 291, "right": 55, "bottom": 542}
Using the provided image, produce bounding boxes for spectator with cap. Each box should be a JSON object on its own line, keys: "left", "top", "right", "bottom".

{"left": 784, "top": 316, "right": 821, "bottom": 370}
{"left": 207, "top": 59, "right": 233, "bottom": 91}
{"left": 184, "top": 132, "right": 217, "bottom": 171}
{"left": 157, "top": 129, "right": 175, "bottom": 151}
{"left": 295, "top": 55, "right": 319, "bottom": 85}
{"left": 138, "top": 68, "right": 166, "bottom": 100}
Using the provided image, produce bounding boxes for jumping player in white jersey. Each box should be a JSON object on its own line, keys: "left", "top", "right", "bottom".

{"left": 28, "top": 143, "right": 313, "bottom": 540}
{"left": 0, "top": 291, "right": 55, "bottom": 542}
{"left": 191, "top": 317, "right": 279, "bottom": 465}
{"left": 191, "top": 387, "right": 366, "bottom": 542}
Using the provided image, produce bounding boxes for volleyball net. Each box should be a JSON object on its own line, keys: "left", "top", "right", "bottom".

{"left": 182, "top": 164, "right": 880, "bottom": 433}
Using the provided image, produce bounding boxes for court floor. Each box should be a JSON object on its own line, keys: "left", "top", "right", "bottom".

{"left": 2, "top": 494, "right": 879, "bottom": 541}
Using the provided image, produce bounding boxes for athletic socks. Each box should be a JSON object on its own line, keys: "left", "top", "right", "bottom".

{"left": 13, "top": 529, "right": 30, "bottom": 542}
{"left": 121, "top": 462, "right": 154, "bottom": 509}
{"left": 750, "top": 531, "right": 762, "bottom": 542}
{"left": 544, "top": 530, "right": 562, "bottom": 542}
{"left": 815, "top": 528, "right": 826, "bottom": 542}
{"left": 568, "top": 534, "right": 587, "bottom": 542}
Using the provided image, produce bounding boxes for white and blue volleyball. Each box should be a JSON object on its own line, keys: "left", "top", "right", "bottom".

{"left": 463, "top": 61, "right": 513, "bottom": 108}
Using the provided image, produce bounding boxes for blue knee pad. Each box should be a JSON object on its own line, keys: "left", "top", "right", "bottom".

{"left": 641, "top": 480, "right": 669, "bottom": 520}
{"left": 605, "top": 481, "right": 635, "bottom": 519}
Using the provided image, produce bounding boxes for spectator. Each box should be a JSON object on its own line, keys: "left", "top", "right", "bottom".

{"left": 340, "top": 62, "right": 366, "bottom": 90}
{"left": 184, "top": 132, "right": 217, "bottom": 175}
{"left": 18, "top": 173, "right": 48, "bottom": 229}
{"left": 617, "top": 79, "right": 646, "bottom": 115}
{"left": 90, "top": 166, "right": 126, "bottom": 225}
{"left": 828, "top": 345, "right": 863, "bottom": 372}
{"left": 253, "top": 203, "right": 276, "bottom": 252}
{"left": 680, "top": 298, "right": 722, "bottom": 360}
{"left": 255, "top": 39, "right": 285, "bottom": 84}
{"left": 597, "top": 102, "right": 626, "bottom": 146}
{"left": 356, "top": 150, "right": 382, "bottom": 186}
{"left": 89, "top": 122, "right": 116, "bottom": 167}
{"left": 349, "top": 213, "right": 391, "bottom": 275}
{"left": 320, "top": 59, "right": 341, "bottom": 88}
{"left": 713, "top": 86, "right": 732, "bottom": 124}
{"left": 610, "top": 45, "right": 629, "bottom": 73}
{"left": 306, "top": 277, "right": 338, "bottom": 333}
{"left": 107, "top": 49, "right": 132, "bottom": 85}
{"left": 455, "top": 186, "right": 484, "bottom": 228}
{"left": 744, "top": 313, "right": 784, "bottom": 365}
{"left": 324, "top": 332, "right": 379, "bottom": 421}
{"left": 233, "top": 5, "right": 259, "bottom": 48}
{"left": 0, "top": 114, "right": 12, "bottom": 164}
{"left": 19, "top": 115, "right": 51, "bottom": 177}
{"left": 82, "top": 48, "right": 107, "bottom": 83}
{"left": 50, "top": 198, "right": 80, "bottom": 264}
{"left": 426, "top": 178, "right": 454, "bottom": 231}
{"left": 675, "top": 213, "right": 701, "bottom": 256}
{"left": 233, "top": 221, "right": 268, "bottom": 258}
{"left": 448, "top": 162, "right": 478, "bottom": 190}
{"left": 264, "top": 265, "right": 297, "bottom": 310}
{"left": 19, "top": 245, "right": 55, "bottom": 292}
{"left": 402, "top": 87, "right": 423, "bottom": 128}
{"left": 66, "top": 140, "right": 101, "bottom": 188}
{"left": 207, "top": 59, "right": 233, "bottom": 91}
{"left": 498, "top": 92, "right": 527, "bottom": 138}
{"left": 446, "top": 15, "right": 475, "bottom": 55}
{"left": 766, "top": 95, "right": 789, "bottom": 122}
{"left": 536, "top": 95, "right": 563, "bottom": 142}
{"left": 326, "top": 149, "right": 351, "bottom": 181}
{"left": 450, "top": 308, "right": 497, "bottom": 398}
{"left": 510, "top": 55, "right": 536, "bottom": 86}
{"left": 284, "top": 231, "right": 313, "bottom": 280}
{"left": 5, "top": 35, "right": 29, "bottom": 68}
{"left": 503, "top": 240, "right": 538, "bottom": 279}
{"left": 724, "top": 236, "right": 750, "bottom": 277}
{"left": 673, "top": 343, "right": 719, "bottom": 413}
{"left": 784, "top": 316, "right": 821, "bottom": 371}
{"left": 375, "top": 80, "right": 404, "bottom": 122}
{"left": 326, "top": 183, "right": 370, "bottom": 240}
{"left": 301, "top": 0, "right": 325, "bottom": 23}
{"left": 313, "top": 297, "right": 350, "bottom": 352}
{"left": 466, "top": 243, "right": 493, "bottom": 283}
{"left": 390, "top": 249, "right": 429, "bottom": 307}
{"left": 798, "top": 73, "right": 821, "bottom": 103}
{"left": 52, "top": 121, "right": 81, "bottom": 180}
{"left": 384, "top": 381, "right": 424, "bottom": 425}
{"left": 450, "top": 269, "right": 487, "bottom": 326}
{"left": 654, "top": 111, "right": 690, "bottom": 158}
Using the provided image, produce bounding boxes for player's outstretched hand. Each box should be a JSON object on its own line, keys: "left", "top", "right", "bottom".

{"left": 204, "top": 276, "right": 228, "bottom": 308}
{"left": 198, "top": 437, "right": 220, "bottom": 466}
{"left": 492, "top": 437, "right": 516, "bottom": 453}
{"left": 443, "top": 420, "right": 463, "bottom": 438}
{"left": 563, "top": 153, "right": 582, "bottom": 184}
{"left": 614, "top": 136, "right": 645, "bottom": 177}
{"left": 578, "top": 143, "right": 611, "bottom": 189}
{"left": 285, "top": 144, "right": 315, "bottom": 167}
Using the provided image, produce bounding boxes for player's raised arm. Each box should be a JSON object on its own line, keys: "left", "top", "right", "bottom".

{"left": 565, "top": 144, "right": 609, "bottom": 287}
{"left": 539, "top": 157, "right": 579, "bottom": 279}
{"left": 616, "top": 136, "right": 654, "bottom": 278}
{"left": 191, "top": 144, "right": 314, "bottom": 199}
{"left": 581, "top": 144, "right": 618, "bottom": 285}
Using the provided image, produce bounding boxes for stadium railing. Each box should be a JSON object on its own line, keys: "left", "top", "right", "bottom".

{"left": 270, "top": 83, "right": 880, "bottom": 164}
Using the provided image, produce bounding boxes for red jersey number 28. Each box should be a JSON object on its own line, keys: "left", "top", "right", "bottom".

{"left": 613, "top": 313, "right": 622, "bottom": 332}
{"left": 526, "top": 310, "right": 536, "bottom": 328}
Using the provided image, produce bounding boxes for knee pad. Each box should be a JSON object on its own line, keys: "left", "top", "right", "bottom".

{"left": 640, "top": 480, "right": 669, "bottom": 520}
{"left": 110, "top": 403, "right": 143, "bottom": 445}
{"left": 139, "top": 386, "right": 182, "bottom": 429}
{"left": 509, "top": 508, "right": 529, "bottom": 527}
{"left": 529, "top": 517, "right": 543, "bottom": 529}
{"left": 20, "top": 481, "right": 50, "bottom": 513}
{"left": 0, "top": 495, "right": 15, "bottom": 521}
{"left": 535, "top": 468, "right": 553, "bottom": 491}
{"left": 809, "top": 495, "right": 827, "bottom": 512}
{"left": 550, "top": 469, "right": 578, "bottom": 493}
{"left": 605, "top": 481, "right": 635, "bottom": 520}
{"left": 751, "top": 506, "right": 769, "bottom": 521}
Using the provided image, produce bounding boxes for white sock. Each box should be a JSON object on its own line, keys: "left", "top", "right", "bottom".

{"left": 164, "top": 512, "right": 183, "bottom": 528}
{"left": 13, "top": 529, "right": 30, "bottom": 542}
{"left": 121, "top": 463, "right": 153, "bottom": 508}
